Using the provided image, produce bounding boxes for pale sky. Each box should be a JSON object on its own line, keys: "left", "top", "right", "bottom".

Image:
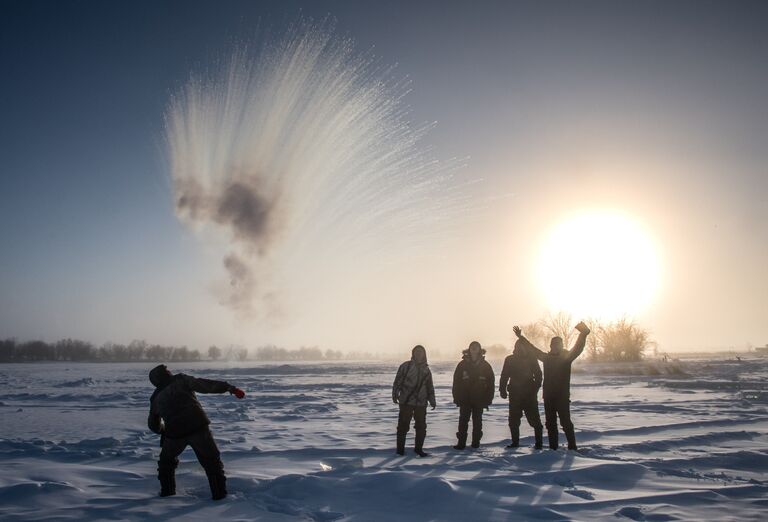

{"left": 1, "top": 1, "right": 766, "bottom": 353}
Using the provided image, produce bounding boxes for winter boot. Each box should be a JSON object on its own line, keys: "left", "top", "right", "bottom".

{"left": 454, "top": 431, "right": 467, "bottom": 450}
{"left": 207, "top": 473, "right": 227, "bottom": 501}
{"left": 414, "top": 431, "right": 428, "bottom": 457}
{"left": 507, "top": 426, "right": 519, "bottom": 448}
{"left": 471, "top": 430, "right": 482, "bottom": 449}
{"left": 547, "top": 428, "right": 559, "bottom": 450}
{"left": 158, "top": 467, "right": 176, "bottom": 497}
{"left": 564, "top": 426, "right": 578, "bottom": 450}
{"left": 534, "top": 428, "right": 543, "bottom": 450}
{"left": 396, "top": 433, "right": 406, "bottom": 456}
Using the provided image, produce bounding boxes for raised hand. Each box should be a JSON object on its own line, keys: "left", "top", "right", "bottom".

{"left": 513, "top": 326, "right": 522, "bottom": 338}
{"left": 574, "top": 321, "right": 591, "bottom": 335}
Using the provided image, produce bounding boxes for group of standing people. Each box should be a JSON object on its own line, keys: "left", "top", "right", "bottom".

{"left": 392, "top": 322, "right": 591, "bottom": 456}
{"left": 144, "top": 321, "right": 590, "bottom": 501}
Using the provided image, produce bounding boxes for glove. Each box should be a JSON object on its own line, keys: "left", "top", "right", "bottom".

{"left": 500, "top": 390, "right": 507, "bottom": 400}
{"left": 393, "top": 396, "right": 399, "bottom": 404}
{"left": 430, "top": 402, "right": 436, "bottom": 410}
{"left": 230, "top": 387, "right": 245, "bottom": 399}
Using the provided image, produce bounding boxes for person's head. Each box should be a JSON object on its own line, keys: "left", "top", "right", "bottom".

{"left": 149, "top": 364, "right": 172, "bottom": 387}
{"left": 411, "top": 344, "right": 427, "bottom": 364}
{"left": 513, "top": 338, "right": 526, "bottom": 356}
{"left": 549, "top": 336, "right": 564, "bottom": 354}
{"left": 468, "top": 341, "right": 483, "bottom": 360}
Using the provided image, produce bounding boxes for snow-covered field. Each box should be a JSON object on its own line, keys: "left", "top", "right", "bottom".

{"left": 1, "top": 356, "right": 766, "bottom": 521}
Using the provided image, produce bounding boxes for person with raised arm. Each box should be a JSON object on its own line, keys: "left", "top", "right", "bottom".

{"left": 392, "top": 345, "right": 436, "bottom": 457}
{"left": 499, "top": 338, "right": 544, "bottom": 449}
{"left": 513, "top": 322, "right": 590, "bottom": 450}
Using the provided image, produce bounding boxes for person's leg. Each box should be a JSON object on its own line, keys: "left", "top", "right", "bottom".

{"left": 558, "top": 396, "right": 577, "bottom": 450}
{"left": 544, "top": 396, "right": 559, "bottom": 450}
{"left": 455, "top": 405, "right": 470, "bottom": 449}
{"left": 189, "top": 428, "right": 227, "bottom": 500}
{"left": 523, "top": 395, "right": 544, "bottom": 449}
{"left": 471, "top": 405, "right": 483, "bottom": 448}
{"left": 158, "top": 436, "right": 187, "bottom": 497}
{"left": 508, "top": 399, "right": 523, "bottom": 447}
{"left": 413, "top": 406, "right": 428, "bottom": 457}
{"left": 396, "top": 405, "right": 414, "bottom": 455}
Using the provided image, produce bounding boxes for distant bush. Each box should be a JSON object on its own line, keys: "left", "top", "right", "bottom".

{"left": 592, "top": 318, "right": 654, "bottom": 362}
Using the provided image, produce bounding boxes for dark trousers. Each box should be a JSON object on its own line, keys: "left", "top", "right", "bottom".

{"left": 158, "top": 427, "right": 225, "bottom": 478}
{"left": 544, "top": 394, "right": 576, "bottom": 449}
{"left": 397, "top": 404, "right": 427, "bottom": 450}
{"left": 457, "top": 404, "right": 484, "bottom": 443}
{"left": 509, "top": 395, "right": 543, "bottom": 444}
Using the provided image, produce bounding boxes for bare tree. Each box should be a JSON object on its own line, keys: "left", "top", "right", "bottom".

{"left": 537, "top": 311, "right": 574, "bottom": 347}
{"left": 520, "top": 321, "right": 549, "bottom": 349}
{"left": 208, "top": 345, "right": 222, "bottom": 360}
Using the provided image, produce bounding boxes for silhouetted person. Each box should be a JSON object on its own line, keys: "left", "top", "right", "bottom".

{"left": 452, "top": 341, "right": 495, "bottom": 449}
{"left": 513, "top": 322, "right": 590, "bottom": 450}
{"left": 147, "top": 364, "right": 245, "bottom": 500}
{"left": 392, "top": 345, "right": 436, "bottom": 457}
{"left": 499, "top": 338, "right": 543, "bottom": 449}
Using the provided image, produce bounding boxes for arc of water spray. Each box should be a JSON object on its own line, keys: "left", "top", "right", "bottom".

{"left": 166, "top": 19, "right": 465, "bottom": 318}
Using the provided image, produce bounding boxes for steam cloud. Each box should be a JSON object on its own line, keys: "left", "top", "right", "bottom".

{"left": 166, "top": 20, "right": 461, "bottom": 317}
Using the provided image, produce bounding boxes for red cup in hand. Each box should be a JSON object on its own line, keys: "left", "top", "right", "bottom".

{"left": 231, "top": 387, "right": 245, "bottom": 399}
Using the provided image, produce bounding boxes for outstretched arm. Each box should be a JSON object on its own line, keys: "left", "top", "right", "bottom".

{"left": 514, "top": 326, "right": 546, "bottom": 361}
{"left": 183, "top": 374, "right": 233, "bottom": 394}
{"left": 566, "top": 323, "right": 591, "bottom": 363}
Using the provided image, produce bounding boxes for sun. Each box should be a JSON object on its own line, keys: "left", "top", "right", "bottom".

{"left": 536, "top": 210, "right": 661, "bottom": 320}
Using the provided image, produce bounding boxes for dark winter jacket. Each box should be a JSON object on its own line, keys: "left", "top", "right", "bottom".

{"left": 499, "top": 352, "right": 542, "bottom": 400}
{"left": 148, "top": 374, "right": 233, "bottom": 439}
{"left": 392, "top": 360, "right": 436, "bottom": 408}
{"left": 520, "top": 332, "right": 588, "bottom": 399}
{"left": 452, "top": 353, "right": 495, "bottom": 407}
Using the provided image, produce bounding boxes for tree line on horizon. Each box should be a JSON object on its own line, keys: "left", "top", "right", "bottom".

{"left": 0, "top": 338, "right": 378, "bottom": 363}
{"left": 0, "top": 316, "right": 654, "bottom": 364}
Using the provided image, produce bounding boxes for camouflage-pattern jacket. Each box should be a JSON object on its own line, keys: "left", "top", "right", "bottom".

{"left": 392, "top": 360, "right": 436, "bottom": 408}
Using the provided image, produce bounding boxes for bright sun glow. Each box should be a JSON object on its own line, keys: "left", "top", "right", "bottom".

{"left": 537, "top": 210, "right": 661, "bottom": 320}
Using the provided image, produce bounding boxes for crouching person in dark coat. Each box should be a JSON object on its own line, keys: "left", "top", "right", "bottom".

{"left": 147, "top": 364, "right": 245, "bottom": 500}
{"left": 500, "top": 338, "right": 543, "bottom": 449}
{"left": 392, "top": 345, "right": 436, "bottom": 457}
{"left": 452, "top": 341, "right": 495, "bottom": 449}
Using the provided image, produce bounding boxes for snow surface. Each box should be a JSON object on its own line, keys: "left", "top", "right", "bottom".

{"left": 0, "top": 356, "right": 766, "bottom": 521}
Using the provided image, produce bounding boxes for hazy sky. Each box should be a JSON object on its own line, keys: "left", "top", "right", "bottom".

{"left": 1, "top": 1, "right": 767, "bottom": 353}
